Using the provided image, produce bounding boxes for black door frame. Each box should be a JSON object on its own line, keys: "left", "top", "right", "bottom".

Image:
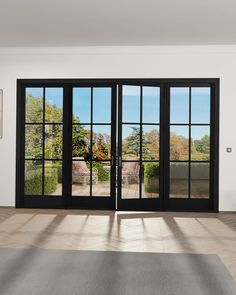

{"left": 163, "top": 81, "right": 219, "bottom": 212}
{"left": 117, "top": 82, "right": 165, "bottom": 211}
{"left": 16, "top": 78, "right": 219, "bottom": 212}
{"left": 16, "top": 79, "right": 117, "bottom": 210}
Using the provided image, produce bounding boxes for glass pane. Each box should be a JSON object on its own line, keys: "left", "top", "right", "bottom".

{"left": 170, "top": 126, "right": 189, "bottom": 160}
{"left": 191, "top": 87, "right": 210, "bottom": 124}
{"left": 73, "top": 88, "right": 91, "bottom": 123}
{"left": 191, "top": 163, "right": 209, "bottom": 199}
{"left": 142, "top": 162, "right": 159, "bottom": 198}
{"left": 45, "top": 125, "right": 63, "bottom": 159}
{"left": 72, "top": 160, "right": 91, "bottom": 196}
{"left": 44, "top": 161, "right": 62, "bottom": 196}
{"left": 92, "top": 125, "right": 111, "bottom": 160}
{"left": 170, "top": 162, "right": 189, "bottom": 198}
{"left": 122, "top": 86, "right": 140, "bottom": 122}
{"left": 191, "top": 126, "right": 210, "bottom": 161}
{"left": 25, "top": 125, "right": 43, "bottom": 159}
{"left": 122, "top": 161, "right": 140, "bottom": 199}
{"left": 143, "top": 87, "right": 160, "bottom": 123}
{"left": 122, "top": 125, "right": 140, "bottom": 160}
{"left": 24, "top": 160, "right": 42, "bottom": 195}
{"left": 142, "top": 125, "right": 159, "bottom": 160}
{"left": 25, "top": 88, "right": 43, "bottom": 123}
{"left": 92, "top": 162, "right": 110, "bottom": 197}
{"left": 72, "top": 125, "right": 91, "bottom": 160}
{"left": 45, "top": 88, "right": 63, "bottom": 123}
{"left": 170, "top": 87, "right": 189, "bottom": 123}
{"left": 93, "top": 88, "right": 111, "bottom": 123}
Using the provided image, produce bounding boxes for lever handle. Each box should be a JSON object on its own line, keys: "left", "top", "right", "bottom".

{"left": 119, "top": 156, "right": 122, "bottom": 167}
{"left": 111, "top": 155, "right": 114, "bottom": 166}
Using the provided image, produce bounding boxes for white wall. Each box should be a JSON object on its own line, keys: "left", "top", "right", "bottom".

{"left": 0, "top": 45, "right": 235, "bottom": 211}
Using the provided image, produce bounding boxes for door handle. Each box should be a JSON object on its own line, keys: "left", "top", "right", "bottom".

{"left": 118, "top": 156, "right": 122, "bottom": 167}
{"left": 111, "top": 155, "right": 115, "bottom": 166}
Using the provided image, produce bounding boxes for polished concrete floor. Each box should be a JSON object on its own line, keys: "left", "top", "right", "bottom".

{"left": 0, "top": 208, "right": 235, "bottom": 280}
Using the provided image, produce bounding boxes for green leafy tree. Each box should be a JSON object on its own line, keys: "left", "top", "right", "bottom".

{"left": 122, "top": 127, "right": 151, "bottom": 159}
{"left": 26, "top": 94, "right": 88, "bottom": 160}
{"left": 26, "top": 94, "right": 43, "bottom": 123}
{"left": 122, "top": 127, "right": 140, "bottom": 158}
{"left": 25, "top": 95, "right": 43, "bottom": 159}
{"left": 194, "top": 135, "right": 210, "bottom": 154}
{"left": 72, "top": 124, "right": 90, "bottom": 159}
{"left": 26, "top": 94, "right": 96, "bottom": 160}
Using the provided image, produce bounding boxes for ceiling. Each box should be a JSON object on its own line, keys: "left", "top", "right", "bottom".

{"left": 0, "top": 0, "right": 236, "bottom": 46}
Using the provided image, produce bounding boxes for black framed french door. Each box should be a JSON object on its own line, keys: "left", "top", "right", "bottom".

{"left": 16, "top": 80, "right": 117, "bottom": 209}
{"left": 67, "top": 84, "right": 117, "bottom": 209}
{"left": 117, "top": 83, "right": 163, "bottom": 211}
{"left": 16, "top": 79, "right": 219, "bottom": 212}
{"left": 163, "top": 83, "right": 219, "bottom": 211}
{"left": 116, "top": 80, "right": 219, "bottom": 211}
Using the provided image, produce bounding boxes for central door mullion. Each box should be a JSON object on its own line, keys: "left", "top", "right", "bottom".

{"left": 188, "top": 87, "right": 192, "bottom": 199}
{"left": 42, "top": 88, "right": 46, "bottom": 196}
{"left": 117, "top": 83, "right": 122, "bottom": 209}
{"left": 63, "top": 84, "right": 72, "bottom": 208}
{"left": 159, "top": 83, "right": 167, "bottom": 210}
{"left": 111, "top": 85, "right": 117, "bottom": 206}
{"left": 90, "top": 87, "right": 93, "bottom": 197}
{"left": 139, "top": 86, "right": 143, "bottom": 199}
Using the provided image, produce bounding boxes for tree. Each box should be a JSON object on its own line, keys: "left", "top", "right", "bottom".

{"left": 170, "top": 133, "right": 189, "bottom": 160}
{"left": 144, "top": 129, "right": 159, "bottom": 160}
{"left": 194, "top": 135, "right": 210, "bottom": 154}
{"left": 26, "top": 94, "right": 209, "bottom": 163}
{"left": 25, "top": 95, "right": 44, "bottom": 159}
{"left": 122, "top": 127, "right": 152, "bottom": 159}
{"left": 26, "top": 94, "right": 43, "bottom": 123}
{"left": 92, "top": 133, "right": 110, "bottom": 160}
{"left": 122, "top": 127, "right": 140, "bottom": 159}
{"left": 25, "top": 94, "right": 110, "bottom": 161}
{"left": 72, "top": 125, "right": 90, "bottom": 159}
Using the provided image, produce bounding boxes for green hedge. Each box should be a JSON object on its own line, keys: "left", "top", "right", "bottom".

{"left": 92, "top": 162, "right": 109, "bottom": 181}
{"left": 144, "top": 163, "right": 160, "bottom": 193}
{"left": 44, "top": 168, "right": 58, "bottom": 194}
{"left": 45, "top": 163, "right": 62, "bottom": 183}
{"left": 24, "top": 169, "right": 42, "bottom": 195}
{"left": 25, "top": 167, "right": 58, "bottom": 195}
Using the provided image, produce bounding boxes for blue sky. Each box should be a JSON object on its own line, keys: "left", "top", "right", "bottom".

{"left": 26, "top": 86, "right": 210, "bottom": 140}
{"left": 170, "top": 87, "right": 210, "bottom": 124}
{"left": 26, "top": 87, "right": 63, "bottom": 109}
{"left": 122, "top": 86, "right": 210, "bottom": 139}
{"left": 73, "top": 87, "right": 111, "bottom": 123}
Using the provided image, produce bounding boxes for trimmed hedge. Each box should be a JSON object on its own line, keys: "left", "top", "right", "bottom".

{"left": 44, "top": 168, "right": 58, "bottom": 194}
{"left": 24, "top": 169, "right": 42, "bottom": 195}
{"left": 144, "top": 162, "right": 160, "bottom": 193}
{"left": 25, "top": 167, "right": 58, "bottom": 195}
{"left": 92, "top": 162, "right": 109, "bottom": 181}
{"left": 45, "top": 163, "right": 62, "bottom": 183}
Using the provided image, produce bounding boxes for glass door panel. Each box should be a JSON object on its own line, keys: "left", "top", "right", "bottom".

{"left": 70, "top": 85, "right": 116, "bottom": 209}
{"left": 24, "top": 87, "right": 64, "bottom": 204}
{"left": 118, "top": 84, "right": 161, "bottom": 210}
{"left": 167, "top": 85, "right": 212, "bottom": 210}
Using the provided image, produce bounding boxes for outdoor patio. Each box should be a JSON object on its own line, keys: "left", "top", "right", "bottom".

{"left": 49, "top": 182, "right": 208, "bottom": 199}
